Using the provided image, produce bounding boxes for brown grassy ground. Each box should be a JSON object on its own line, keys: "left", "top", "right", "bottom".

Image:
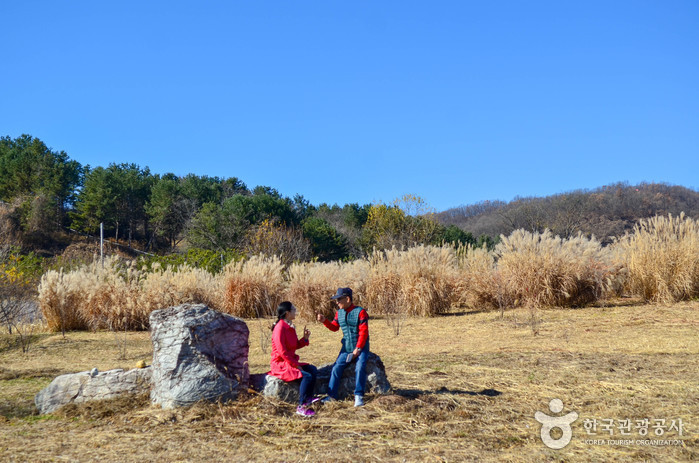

{"left": 0, "top": 300, "right": 696, "bottom": 462}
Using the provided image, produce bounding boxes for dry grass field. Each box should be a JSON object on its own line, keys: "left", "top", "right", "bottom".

{"left": 0, "top": 300, "right": 696, "bottom": 462}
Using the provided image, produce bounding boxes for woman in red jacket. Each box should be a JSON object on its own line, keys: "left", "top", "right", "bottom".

{"left": 270, "top": 301, "right": 319, "bottom": 417}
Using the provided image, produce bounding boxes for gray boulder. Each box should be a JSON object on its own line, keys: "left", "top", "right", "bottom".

{"left": 150, "top": 304, "right": 249, "bottom": 409}
{"left": 261, "top": 375, "right": 303, "bottom": 403}
{"left": 260, "top": 352, "right": 391, "bottom": 403}
{"left": 35, "top": 367, "right": 151, "bottom": 414}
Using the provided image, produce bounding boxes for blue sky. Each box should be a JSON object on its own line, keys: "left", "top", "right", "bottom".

{"left": 1, "top": 1, "right": 697, "bottom": 211}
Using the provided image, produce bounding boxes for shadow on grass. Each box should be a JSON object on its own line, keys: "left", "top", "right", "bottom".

{"left": 0, "top": 367, "right": 66, "bottom": 381}
{"left": 372, "top": 309, "right": 490, "bottom": 320}
{"left": 0, "top": 368, "right": 63, "bottom": 419}
{"left": 588, "top": 296, "right": 645, "bottom": 309}
{"left": 0, "top": 400, "right": 39, "bottom": 419}
{"left": 394, "top": 387, "right": 502, "bottom": 399}
{"left": 439, "top": 308, "right": 491, "bottom": 317}
{"left": 0, "top": 332, "right": 55, "bottom": 354}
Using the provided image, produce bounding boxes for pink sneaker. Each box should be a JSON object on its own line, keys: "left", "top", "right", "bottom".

{"left": 296, "top": 405, "right": 315, "bottom": 417}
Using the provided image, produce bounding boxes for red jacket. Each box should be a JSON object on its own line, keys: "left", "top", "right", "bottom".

{"left": 269, "top": 320, "right": 309, "bottom": 382}
{"left": 322, "top": 304, "right": 369, "bottom": 350}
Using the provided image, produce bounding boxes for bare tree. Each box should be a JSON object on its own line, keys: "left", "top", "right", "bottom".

{"left": 244, "top": 219, "right": 312, "bottom": 266}
{"left": 0, "top": 262, "right": 38, "bottom": 352}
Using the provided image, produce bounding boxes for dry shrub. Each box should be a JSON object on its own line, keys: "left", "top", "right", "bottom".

{"left": 0, "top": 202, "right": 20, "bottom": 248}
{"left": 364, "top": 271, "right": 402, "bottom": 317}
{"left": 222, "top": 255, "right": 285, "bottom": 318}
{"left": 83, "top": 261, "right": 142, "bottom": 331}
{"left": 43, "top": 215, "right": 685, "bottom": 333}
{"left": 454, "top": 245, "right": 503, "bottom": 310}
{"left": 53, "top": 242, "right": 100, "bottom": 271}
{"left": 37, "top": 269, "right": 87, "bottom": 331}
{"left": 244, "top": 219, "right": 312, "bottom": 266}
{"left": 286, "top": 260, "right": 370, "bottom": 320}
{"left": 287, "top": 245, "right": 456, "bottom": 320}
{"left": 494, "top": 229, "right": 618, "bottom": 307}
{"left": 38, "top": 257, "right": 227, "bottom": 332}
{"left": 38, "top": 257, "right": 141, "bottom": 331}
{"left": 138, "top": 263, "right": 225, "bottom": 317}
{"left": 365, "top": 245, "right": 457, "bottom": 317}
{"left": 614, "top": 213, "right": 699, "bottom": 302}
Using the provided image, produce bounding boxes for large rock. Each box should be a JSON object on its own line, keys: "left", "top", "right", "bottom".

{"left": 35, "top": 367, "right": 151, "bottom": 414}
{"left": 260, "top": 352, "right": 391, "bottom": 403}
{"left": 150, "top": 304, "right": 249, "bottom": 409}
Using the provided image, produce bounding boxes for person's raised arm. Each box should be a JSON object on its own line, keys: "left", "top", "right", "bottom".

{"left": 296, "top": 326, "right": 310, "bottom": 349}
{"left": 317, "top": 312, "right": 340, "bottom": 332}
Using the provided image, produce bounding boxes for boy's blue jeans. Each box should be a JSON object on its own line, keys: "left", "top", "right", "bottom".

{"left": 327, "top": 342, "right": 369, "bottom": 399}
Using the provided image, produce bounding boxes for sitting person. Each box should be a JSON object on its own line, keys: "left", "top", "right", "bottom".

{"left": 269, "top": 301, "right": 320, "bottom": 417}
{"left": 316, "top": 287, "right": 370, "bottom": 407}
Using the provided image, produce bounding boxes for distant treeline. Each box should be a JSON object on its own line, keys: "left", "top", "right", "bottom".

{"left": 0, "top": 135, "right": 490, "bottom": 260}
{"left": 2, "top": 134, "right": 697, "bottom": 259}
{"left": 437, "top": 183, "right": 699, "bottom": 244}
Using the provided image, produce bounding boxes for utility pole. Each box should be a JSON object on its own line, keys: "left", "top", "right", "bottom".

{"left": 100, "top": 222, "right": 104, "bottom": 268}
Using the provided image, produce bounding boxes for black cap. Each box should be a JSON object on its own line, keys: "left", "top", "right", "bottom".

{"left": 330, "top": 287, "right": 352, "bottom": 300}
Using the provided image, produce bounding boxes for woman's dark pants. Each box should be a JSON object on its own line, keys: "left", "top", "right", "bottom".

{"left": 298, "top": 364, "right": 318, "bottom": 405}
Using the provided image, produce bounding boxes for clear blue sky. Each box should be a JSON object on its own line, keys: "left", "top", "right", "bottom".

{"left": 2, "top": 1, "right": 697, "bottom": 211}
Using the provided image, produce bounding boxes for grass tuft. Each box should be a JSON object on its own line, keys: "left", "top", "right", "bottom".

{"left": 222, "top": 255, "right": 285, "bottom": 318}
{"left": 365, "top": 245, "right": 456, "bottom": 317}
{"left": 614, "top": 213, "right": 699, "bottom": 302}
{"left": 286, "top": 259, "right": 370, "bottom": 320}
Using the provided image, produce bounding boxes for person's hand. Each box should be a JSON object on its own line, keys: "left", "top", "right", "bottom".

{"left": 352, "top": 347, "right": 361, "bottom": 359}
{"left": 316, "top": 313, "right": 326, "bottom": 323}
{"left": 303, "top": 326, "right": 311, "bottom": 340}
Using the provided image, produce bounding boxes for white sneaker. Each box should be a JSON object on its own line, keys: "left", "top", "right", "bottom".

{"left": 354, "top": 395, "right": 365, "bottom": 407}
